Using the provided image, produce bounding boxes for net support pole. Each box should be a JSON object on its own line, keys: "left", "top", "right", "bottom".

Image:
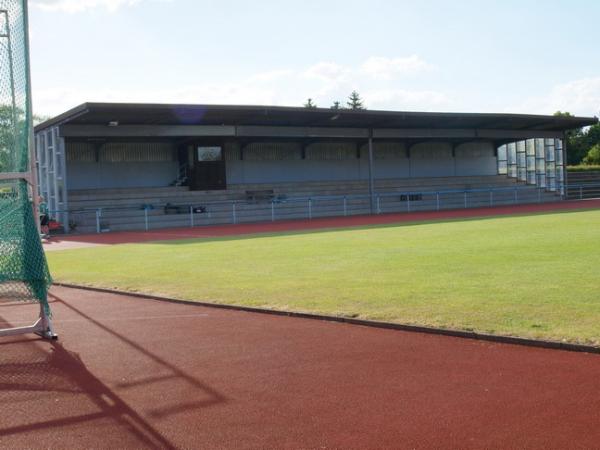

{"left": 0, "top": 1, "right": 57, "bottom": 341}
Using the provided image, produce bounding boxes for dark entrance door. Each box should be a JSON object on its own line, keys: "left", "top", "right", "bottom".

{"left": 190, "top": 145, "right": 226, "bottom": 190}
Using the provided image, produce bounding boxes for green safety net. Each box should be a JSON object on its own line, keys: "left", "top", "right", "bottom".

{"left": 0, "top": 0, "right": 52, "bottom": 315}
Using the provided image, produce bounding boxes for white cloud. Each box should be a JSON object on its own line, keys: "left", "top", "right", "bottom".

{"left": 364, "top": 88, "right": 452, "bottom": 111}
{"left": 33, "top": 55, "right": 451, "bottom": 116}
{"left": 31, "top": 0, "right": 145, "bottom": 13}
{"left": 303, "top": 62, "right": 350, "bottom": 83}
{"left": 361, "top": 56, "right": 435, "bottom": 80}
{"left": 509, "top": 77, "right": 600, "bottom": 117}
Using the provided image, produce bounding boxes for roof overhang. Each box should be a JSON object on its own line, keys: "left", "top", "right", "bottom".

{"left": 35, "top": 102, "right": 599, "bottom": 142}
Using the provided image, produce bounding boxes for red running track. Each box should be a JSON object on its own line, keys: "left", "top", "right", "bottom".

{"left": 43, "top": 199, "right": 600, "bottom": 250}
{"left": 1, "top": 286, "right": 599, "bottom": 449}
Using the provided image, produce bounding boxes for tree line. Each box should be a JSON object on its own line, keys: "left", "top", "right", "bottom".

{"left": 303, "top": 91, "right": 365, "bottom": 110}
{"left": 554, "top": 111, "right": 600, "bottom": 166}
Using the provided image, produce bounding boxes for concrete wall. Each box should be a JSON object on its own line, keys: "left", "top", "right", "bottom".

{"left": 226, "top": 141, "right": 497, "bottom": 184}
{"left": 67, "top": 161, "right": 179, "bottom": 190}
{"left": 65, "top": 141, "right": 178, "bottom": 190}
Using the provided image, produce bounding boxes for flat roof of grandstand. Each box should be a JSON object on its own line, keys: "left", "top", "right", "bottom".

{"left": 36, "top": 103, "right": 598, "bottom": 132}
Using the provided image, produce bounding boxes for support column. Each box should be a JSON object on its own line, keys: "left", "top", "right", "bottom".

{"left": 368, "top": 131, "right": 375, "bottom": 214}
{"left": 562, "top": 133, "right": 568, "bottom": 199}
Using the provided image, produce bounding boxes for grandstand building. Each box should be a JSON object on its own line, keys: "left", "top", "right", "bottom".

{"left": 34, "top": 103, "right": 597, "bottom": 233}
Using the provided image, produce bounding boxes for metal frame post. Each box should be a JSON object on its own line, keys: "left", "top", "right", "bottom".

{"left": 0, "top": 2, "right": 56, "bottom": 340}
{"left": 367, "top": 133, "right": 375, "bottom": 214}
{"left": 562, "top": 133, "right": 568, "bottom": 199}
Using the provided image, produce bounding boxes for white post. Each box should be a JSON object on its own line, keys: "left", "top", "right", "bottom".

{"left": 189, "top": 205, "right": 194, "bottom": 227}
{"left": 95, "top": 209, "right": 101, "bottom": 233}
{"left": 144, "top": 207, "right": 149, "bottom": 231}
{"left": 271, "top": 201, "right": 275, "bottom": 221}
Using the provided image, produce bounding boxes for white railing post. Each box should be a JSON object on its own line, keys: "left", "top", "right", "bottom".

{"left": 189, "top": 205, "right": 194, "bottom": 227}
{"left": 436, "top": 192, "right": 440, "bottom": 211}
{"left": 95, "top": 208, "right": 101, "bottom": 234}
{"left": 271, "top": 201, "right": 275, "bottom": 222}
{"left": 464, "top": 191, "right": 467, "bottom": 208}
{"left": 490, "top": 189, "right": 493, "bottom": 207}
{"left": 580, "top": 186, "right": 583, "bottom": 200}
{"left": 376, "top": 195, "right": 381, "bottom": 214}
{"left": 538, "top": 188, "right": 542, "bottom": 203}
{"left": 514, "top": 188, "right": 518, "bottom": 204}
{"left": 343, "top": 196, "right": 347, "bottom": 216}
{"left": 232, "top": 202, "right": 237, "bottom": 224}
{"left": 407, "top": 194, "right": 411, "bottom": 212}
{"left": 308, "top": 198, "right": 312, "bottom": 219}
{"left": 144, "top": 207, "right": 149, "bottom": 231}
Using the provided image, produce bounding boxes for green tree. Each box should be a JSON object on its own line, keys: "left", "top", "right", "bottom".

{"left": 0, "top": 104, "right": 28, "bottom": 173}
{"left": 582, "top": 144, "right": 600, "bottom": 165}
{"left": 554, "top": 111, "right": 588, "bottom": 165}
{"left": 303, "top": 98, "right": 317, "bottom": 109}
{"left": 347, "top": 91, "right": 365, "bottom": 110}
{"left": 330, "top": 101, "right": 341, "bottom": 110}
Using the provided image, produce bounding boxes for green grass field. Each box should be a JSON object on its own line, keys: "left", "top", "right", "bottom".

{"left": 47, "top": 210, "right": 600, "bottom": 344}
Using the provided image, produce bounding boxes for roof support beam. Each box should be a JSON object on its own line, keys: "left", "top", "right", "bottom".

{"left": 60, "top": 124, "right": 236, "bottom": 138}
{"left": 372, "top": 128, "right": 562, "bottom": 139}
{"left": 59, "top": 124, "right": 563, "bottom": 140}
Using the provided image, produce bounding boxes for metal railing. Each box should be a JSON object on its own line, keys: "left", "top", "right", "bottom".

{"left": 47, "top": 182, "right": 600, "bottom": 234}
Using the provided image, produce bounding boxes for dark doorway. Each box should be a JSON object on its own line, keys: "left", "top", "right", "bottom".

{"left": 189, "top": 145, "right": 227, "bottom": 190}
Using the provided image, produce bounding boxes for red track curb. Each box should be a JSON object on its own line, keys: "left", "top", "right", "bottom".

{"left": 53, "top": 283, "right": 600, "bottom": 356}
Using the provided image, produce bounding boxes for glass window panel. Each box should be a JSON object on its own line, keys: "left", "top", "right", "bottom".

{"left": 518, "top": 168, "right": 527, "bottom": 181}
{"left": 545, "top": 144, "right": 555, "bottom": 161}
{"left": 527, "top": 156, "right": 535, "bottom": 171}
{"left": 497, "top": 145, "right": 507, "bottom": 161}
{"left": 535, "top": 139, "right": 545, "bottom": 157}
{"left": 527, "top": 172, "right": 536, "bottom": 184}
{"left": 555, "top": 148, "right": 563, "bottom": 165}
{"left": 518, "top": 152, "right": 526, "bottom": 168}
{"left": 517, "top": 141, "right": 526, "bottom": 153}
{"left": 508, "top": 143, "right": 517, "bottom": 164}
{"left": 537, "top": 174, "right": 546, "bottom": 188}
{"left": 556, "top": 139, "right": 563, "bottom": 149}
{"left": 526, "top": 140, "right": 535, "bottom": 156}
{"left": 536, "top": 158, "right": 545, "bottom": 172}
{"left": 498, "top": 160, "right": 507, "bottom": 174}
{"left": 545, "top": 138, "right": 555, "bottom": 146}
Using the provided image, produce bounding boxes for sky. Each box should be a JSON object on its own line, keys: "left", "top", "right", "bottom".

{"left": 28, "top": 0, "right": 600, "bottom": 118}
